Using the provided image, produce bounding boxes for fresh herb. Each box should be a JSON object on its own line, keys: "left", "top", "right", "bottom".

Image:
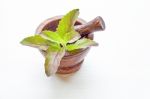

{"left": 20, "top": 9, "right": 98, "bottom": 76}
{"left": 66, "top": 38, "right": 98, "bottom": 51}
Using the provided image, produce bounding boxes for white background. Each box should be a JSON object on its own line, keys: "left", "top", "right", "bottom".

{"left": 0, "top": 0, "right": 150, "bottom": 99}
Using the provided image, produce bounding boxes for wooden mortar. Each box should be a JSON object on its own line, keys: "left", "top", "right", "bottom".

{"left": 36, "top": 16, "right": 105, "bottom": 74}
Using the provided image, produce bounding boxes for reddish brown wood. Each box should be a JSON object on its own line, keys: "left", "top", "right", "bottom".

{"left": 75, "top": 16, "right": 105, "bottom": 37}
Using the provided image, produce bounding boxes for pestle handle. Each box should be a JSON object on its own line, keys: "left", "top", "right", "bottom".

{"left": 75, "top": 16, "right": 105, "bottom": 36}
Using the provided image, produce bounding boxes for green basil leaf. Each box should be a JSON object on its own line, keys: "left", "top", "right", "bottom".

{"left": 64, "top": 30, "right": 81, "bottom": 43}
{"left": 20, "top": 35, "right": 50, "bottom": 50}
{"left": 44, "top": 46, "right": 65, "bottom": 76}
{"left": 41, "top": 30, "right": 65, "bottom": 44}
{"left": 56, "top": 9, "right": 79, "bottom": 42}
{"left": 66, "top": 38, "right": 98, "bottom": 51}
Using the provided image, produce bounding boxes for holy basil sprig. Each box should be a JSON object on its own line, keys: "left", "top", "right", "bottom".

{"left": 20, "top": 9, "right": 98, "bottom": 76}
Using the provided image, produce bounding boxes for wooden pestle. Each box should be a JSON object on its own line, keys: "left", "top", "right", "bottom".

{"left": 75, "top": 16, "right": 105, "bottom": 37}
